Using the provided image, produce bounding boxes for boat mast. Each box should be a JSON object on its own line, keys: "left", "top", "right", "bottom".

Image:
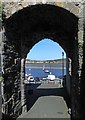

{"left": 43, "top": 61, "right": 45, "bottom": 70}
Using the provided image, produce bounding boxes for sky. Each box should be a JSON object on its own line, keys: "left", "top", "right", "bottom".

{"left": 26, "top": 38, "right": 66, "bottom": 60}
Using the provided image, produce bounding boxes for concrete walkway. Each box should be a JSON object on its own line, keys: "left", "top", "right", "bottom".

{"left": 18, "top": 83, "right": 70, "bottom": 119}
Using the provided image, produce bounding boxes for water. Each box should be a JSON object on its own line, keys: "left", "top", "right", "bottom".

{"left": 25, "top": 68, "right": 66, "bottom": 78}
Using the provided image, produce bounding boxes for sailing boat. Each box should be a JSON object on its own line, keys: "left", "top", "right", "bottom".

{"left": 44, "top": 69, "right": 50, "bottom": 73}
{"left": 43, "top": 63, "right": 45, "bottom": 70}
{"left": 43, "top": 62, "right": 49, "bottom": 73}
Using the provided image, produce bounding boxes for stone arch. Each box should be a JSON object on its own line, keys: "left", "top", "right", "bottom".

{"left": 2, "top": 4, "right": 80, "bottom": 119}
{"left": 3, "top": 1, "right": 80, "bottom": 18}
{"left": 4, "top": 4, "right": 78, "bottom": 58}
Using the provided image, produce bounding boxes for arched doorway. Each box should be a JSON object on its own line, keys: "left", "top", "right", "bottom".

{"left": 25, "top": 38, "right": 66, "bottom": 82}
{"left": 2, "top": 4, "right": 79, "bottom": 119}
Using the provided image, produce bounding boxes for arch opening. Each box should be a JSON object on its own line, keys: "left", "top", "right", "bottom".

{"left": 24, "top": 38, "right": 71, "bottom": 115}
{"left": 25, "top": 38, "right": 66, "bottom": 78}
{"left": 26, "top": 38, "right": 66, "bottom": 60}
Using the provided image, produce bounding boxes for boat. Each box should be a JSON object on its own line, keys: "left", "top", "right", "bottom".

{"left": 29, "top": 68, "right": 31, "bottom": 71}
{"left": 43, "top": 63, "right": 45, "bottom": 70}
{"left": 47, "top": 74, "right": 55, "bottom": 80}
{"left": 24, "top": 74, "right": 35, "bottom": 84}
{"left": 44, "top": 69, "right": 50, "bottom": 73}
{"left": 43, "top": 62, "right": 51, "bottom": 73}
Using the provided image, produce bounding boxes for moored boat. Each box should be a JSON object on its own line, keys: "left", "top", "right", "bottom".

{"left": 44, "top": 69, "right": 50, "bottom": 73}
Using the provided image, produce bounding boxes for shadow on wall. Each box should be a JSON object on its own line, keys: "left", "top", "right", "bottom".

{"left": 80, "top": 24, "right": 85, "bottom": 118}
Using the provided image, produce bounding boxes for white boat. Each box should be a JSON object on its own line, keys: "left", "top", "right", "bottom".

{"left": 29, "top": 68, "right": 31, "bottom": 71}
{"left": 24, "top": 74, "right": 35, "bottom": 84}
{"left": 43, "top": 62, "right": 51, "bottom": 73}
{"left": 44, "top": 69, "right": 50, "bottom": 73}
{"left": 47, "top": 74, "right": 55, "bottom": 80}
{"left": 43, "top": 63, "right": 45, "bottom": 70}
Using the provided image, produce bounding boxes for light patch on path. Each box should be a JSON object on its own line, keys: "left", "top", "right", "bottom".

{"left": 18, "top": 96, "right": 70, "bottom": 119}
{"left": 37, "top": 83, "right": 60, "bottom": 89}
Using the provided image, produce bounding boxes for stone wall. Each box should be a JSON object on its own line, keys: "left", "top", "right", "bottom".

{"left": 2, "top": 33, "right": 22, "bottom": 118}
{"left": 2, "top": 0, "right": 81, "bottom": 18}
{"left": 1, "top": 0, "right": 85, "bottom": 119}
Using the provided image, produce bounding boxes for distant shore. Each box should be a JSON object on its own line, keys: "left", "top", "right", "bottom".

{"left": 25, "top": 59, "right": 66, "bottom": 64}
{"left": 25, "top": 63, "right": 66, "bottom": 69}
{"left": 25, "top": 66, "right": 66, "bottom": 69}
{"left": 25, "top": 59, "right": 66, "bottom": 70}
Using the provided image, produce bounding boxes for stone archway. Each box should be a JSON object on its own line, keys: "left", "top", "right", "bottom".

{"left": 4, "top": 4, "right": 78, "bottom": 57}
{"left": 2, "top": 4, "right": 80, "bottom": 119}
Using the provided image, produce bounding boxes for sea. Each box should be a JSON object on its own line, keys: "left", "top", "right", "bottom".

{"left": 25, "top": 64, "right": 66, "bottom": 78}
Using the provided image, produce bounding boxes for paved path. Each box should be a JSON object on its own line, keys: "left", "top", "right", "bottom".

{"left": 18, "top": 83, "right": 70, "bottom": 119}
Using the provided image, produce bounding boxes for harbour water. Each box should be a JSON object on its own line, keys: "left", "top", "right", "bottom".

{"left": 25, "top": 62, "right": 66, "bottom": 78}
{"left": 25, "top": 68, "right": 66, "bottom": 78}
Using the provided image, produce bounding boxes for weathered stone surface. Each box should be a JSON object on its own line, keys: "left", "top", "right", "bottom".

{"left": 2, "top": 0, "right": 83, "bottom": 18}
{"left": 0, "top": 1, "right": 85, "bottom": 120}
